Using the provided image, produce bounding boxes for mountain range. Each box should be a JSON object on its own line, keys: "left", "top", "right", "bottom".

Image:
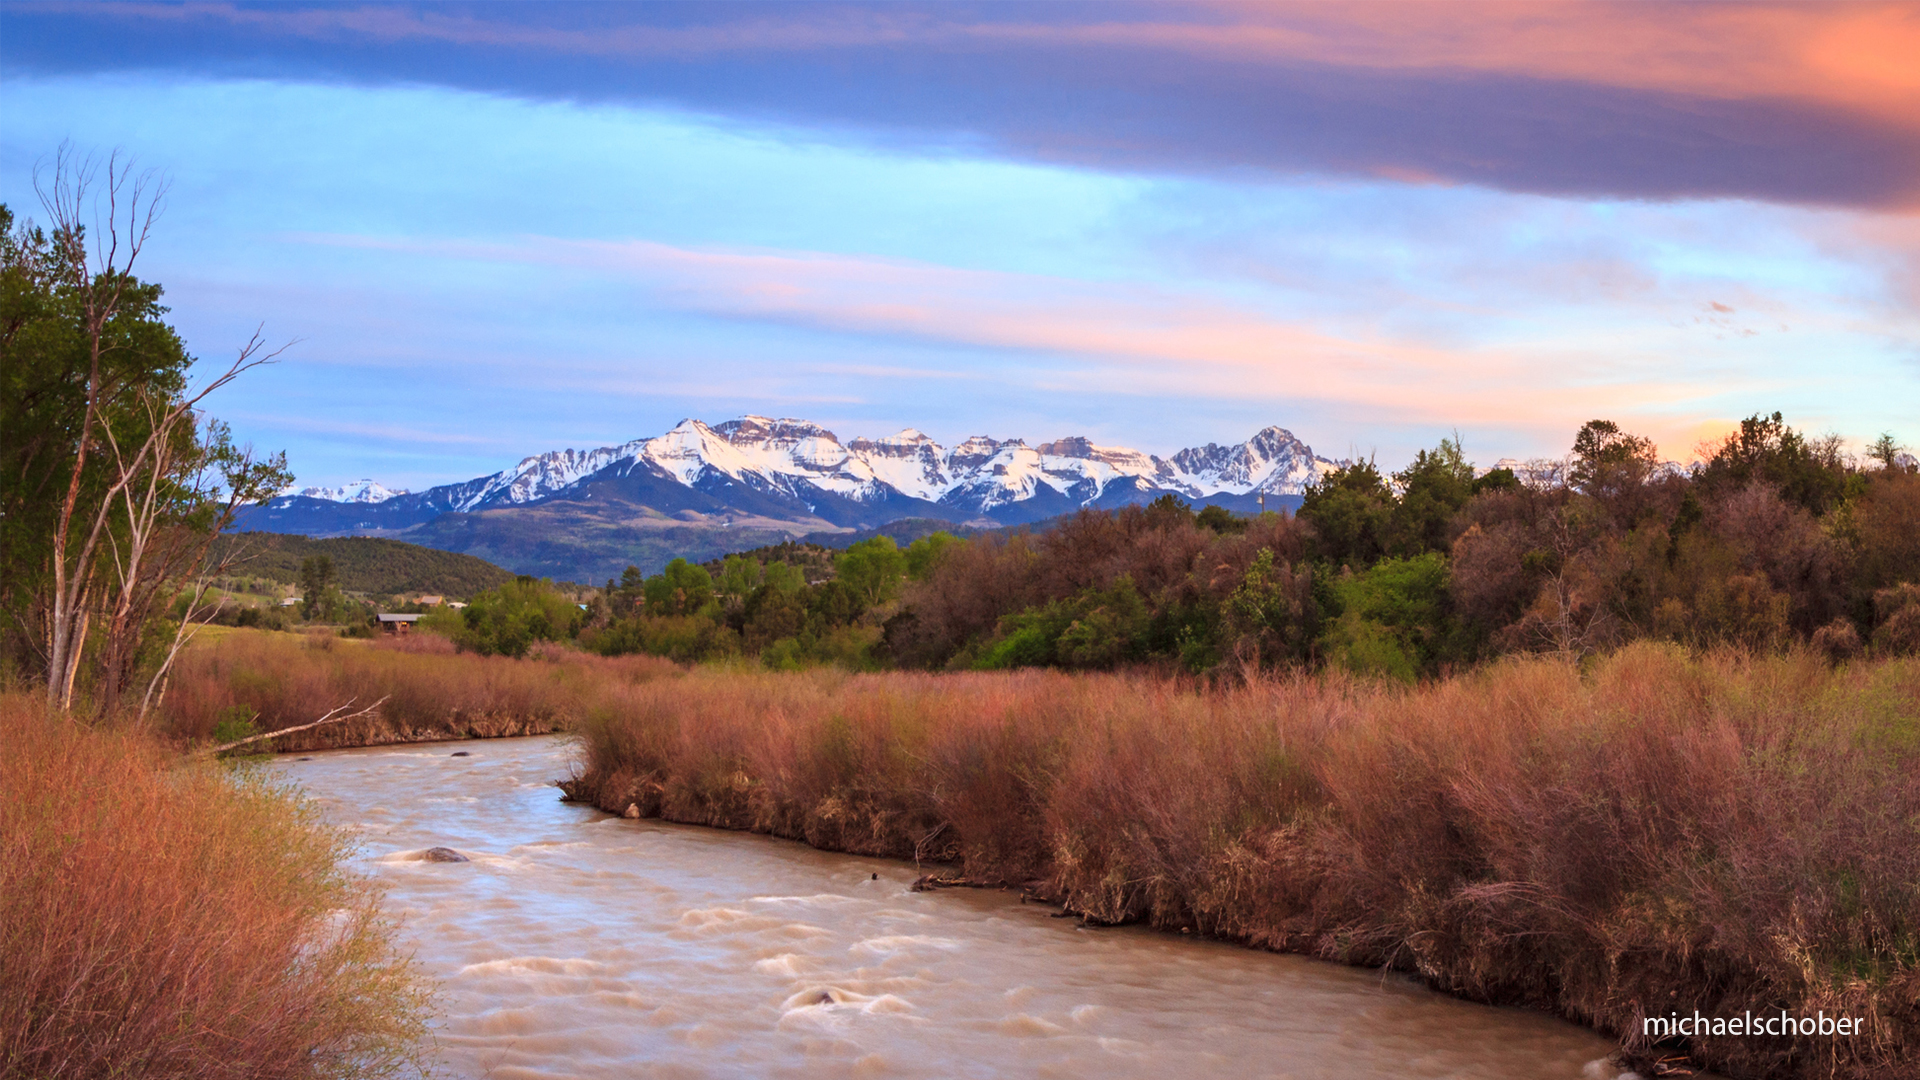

{"left": 237, "top": 417, "right": 1338, "bottom": 584}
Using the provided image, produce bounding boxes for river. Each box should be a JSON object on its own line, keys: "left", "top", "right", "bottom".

{"left": 275, "top": 735, "right": 1640, "bottom": 1080}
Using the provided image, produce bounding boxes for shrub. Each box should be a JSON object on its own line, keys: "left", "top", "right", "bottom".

{"left": 0, "top": 693, "right": 429, "bottom": 1078}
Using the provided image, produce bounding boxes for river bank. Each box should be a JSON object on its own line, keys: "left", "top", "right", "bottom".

{"left": 559, "top": 646, "right": 1920, "bottom": 1080}
{"left": 276, "top": 734, "right": 1632, "bottom": 1079}
{"left": 158, "top": 631, "right": 1920, "bottom": 1077}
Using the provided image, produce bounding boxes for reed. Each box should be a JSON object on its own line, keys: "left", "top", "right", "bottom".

{"left": 563, "top": 646, "right": 1920, "bottom": 1080}
{"left": 0, "top": 693, "right": 430, "bottom": 1079}
{"left": 162, "top": 629, "right": 679, "bottom": 750}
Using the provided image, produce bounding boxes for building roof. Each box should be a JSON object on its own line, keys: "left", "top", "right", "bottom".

{"left": 376, "top": 613, "right": 424, "bottom": 623}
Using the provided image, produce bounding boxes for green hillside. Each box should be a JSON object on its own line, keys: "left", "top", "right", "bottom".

{"left": 211, "top": 533, "right": 517, "bottom": 599}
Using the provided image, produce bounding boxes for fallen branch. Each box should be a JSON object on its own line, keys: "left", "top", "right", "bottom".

{"left": 206, "top": 696, "right": 389, "bottom": 755}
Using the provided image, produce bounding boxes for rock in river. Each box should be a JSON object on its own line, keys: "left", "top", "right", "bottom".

{"left": 423, "top": 847, "right": 468, "bottom": 863}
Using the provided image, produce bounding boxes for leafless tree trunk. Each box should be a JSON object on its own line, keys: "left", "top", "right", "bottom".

{"left": 36, "top": 147, "right": 287, "bottom": 715}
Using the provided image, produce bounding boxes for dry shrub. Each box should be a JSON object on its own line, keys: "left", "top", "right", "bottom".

{"left": 0, "top": 693, "right": 429, "bottom": 1078}
{"left": 162, "top": 629, "right": 680, "bottom": 750}
{"left": 569, "top": 647, "right": 1920, "bottom": 1080}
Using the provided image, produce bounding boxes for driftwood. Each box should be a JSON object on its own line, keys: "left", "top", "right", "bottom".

{"left": 205, "top": 696, "right": 389, "bottom": 755}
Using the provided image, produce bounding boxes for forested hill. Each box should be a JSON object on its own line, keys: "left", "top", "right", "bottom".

{"left": 212, "top": 533, "right": 516, "bottom": 598}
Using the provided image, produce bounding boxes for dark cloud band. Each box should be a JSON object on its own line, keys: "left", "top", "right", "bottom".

{"left": 4, "top": 1, "right": 1916, "bottom": 208}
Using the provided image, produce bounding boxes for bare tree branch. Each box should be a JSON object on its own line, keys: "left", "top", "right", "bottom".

{"left": 205, "top": 696, "right": 390, "bottom": 755}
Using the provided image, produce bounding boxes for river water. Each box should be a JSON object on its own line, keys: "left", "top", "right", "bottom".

{"left": 275, "top": 736, "right": 1638, "bottom": 1080}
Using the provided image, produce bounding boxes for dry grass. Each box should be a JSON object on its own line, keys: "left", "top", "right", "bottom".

{"left": 564, "top": 646, "right": 1920, "bottom": 1080}
{"left": 162, "top": 629, "right": 680, "bottom": 750}
{"left": 0, "top": 693, "right": 430, "bottom": 1079}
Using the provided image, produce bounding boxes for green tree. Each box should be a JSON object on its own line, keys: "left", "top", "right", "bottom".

{"left": 642, "top": 558, "right": 714, "bottom": 617}
{"left": 1299, "top": 460, "right": 1394, "bottom": 567}
{"left": 715, "top": 554, "right": 762, "bottom": 601}
{"left": 1319, "top": 554, "right": 1454, "bottom": 681}
{"left": 447, "top": 576, "right": 582, "bottom": 658}
{"left": 904, "top": 532, "right": 961, "bottom": 580}
{"left": 1387, "top": 437, "right": 1475, "bottom": 556}
{"left": 762, "top": 560, "right": 807, "bottom": 594}
{"left": 835, "top": 536, "right": 908, "bottom": 607}
{"left": 2, "top": 161, "right": 288, "bottom": 713}
{"left": 1698, "top": 412, "right": 1847, "bottom": 514}
{"left": 1569, "top": 419, "right": 1658, "bottom": 495}
{"left": 298, "top": 556, "right": 336, "bottom": 621}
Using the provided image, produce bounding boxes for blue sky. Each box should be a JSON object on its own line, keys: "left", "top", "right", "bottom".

{"left": 3, "top": 2, "right": 1916, "bottom": 490}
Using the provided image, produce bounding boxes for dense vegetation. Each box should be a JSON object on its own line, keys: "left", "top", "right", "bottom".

{"left": 209, "top": 532, "right": 516, "bottom": 599}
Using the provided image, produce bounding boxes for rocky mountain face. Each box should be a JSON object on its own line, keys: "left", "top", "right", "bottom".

{"left": 241, "top": 417, "right": 1338, "bottom": 581}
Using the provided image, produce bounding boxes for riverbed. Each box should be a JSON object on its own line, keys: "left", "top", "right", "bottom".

{"left": 274, "top": 735, "right": 1638, "bottom": 1080}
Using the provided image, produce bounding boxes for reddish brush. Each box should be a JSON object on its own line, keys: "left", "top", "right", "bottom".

{"left": 0, "top": 693, "right": 429, "bottom": 1079}
{"left": 564, "top": 647, "right": 1920, "bottom": 1080}
{"left": 162, "top": 629, "right": 679, "bottom": 750}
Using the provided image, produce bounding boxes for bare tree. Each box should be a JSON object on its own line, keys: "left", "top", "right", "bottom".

{"left": 35, "top": 147, "right": 288, "bottom": 713}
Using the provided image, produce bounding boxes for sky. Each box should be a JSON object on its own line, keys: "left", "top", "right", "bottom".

{"left": 3, "top": 1, "right": 1916, "bottom": 491}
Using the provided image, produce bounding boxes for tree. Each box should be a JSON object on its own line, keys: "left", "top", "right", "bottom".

{"left": 2, "top": 149, "right": 288, "bottom": 713}
{"left": 1387, "top": 437, "right": 1475, "bottom": 556}
{"left": 642, "top": 558, "right": 714, "bottom": 616}
{"left": 835, "top": 536, "right": 908, "bottom": 607}
{"left": 1867, "top": 433, "right": 1907, "bottom": 471}
{"left": 1298, "top": 460, "right": 1393, "bottom": 567}
{"left": 1697, "top": 412, "right": 1847, "bottom": 514}
{"left": 1570, "top": 419, "right": 1657, "bottom": 497}
{"left": 904, "top": 531, "right": 961, "bottom": 580}
{"left": 299, "top": 555, "right": 337, "bottom": 620}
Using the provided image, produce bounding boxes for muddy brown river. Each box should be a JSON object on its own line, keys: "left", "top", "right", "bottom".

{"left": 275, "top": 735, "right": 1641, "bottom": 1080}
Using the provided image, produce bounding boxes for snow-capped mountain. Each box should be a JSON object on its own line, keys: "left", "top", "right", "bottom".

{"left": 239, "top": 417, "right": 1340, "bottom": 580}
{"left": 271, "top": 416, "right": 1337, "bottom": 522}
{"left": 293, "top": 479, "right": 410, "bottom": 503}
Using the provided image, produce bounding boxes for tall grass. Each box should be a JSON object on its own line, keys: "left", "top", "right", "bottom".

{"left": 563, "top": 646, "right": 1920, "bottom": 1080}
{"left": 162, "top": 629, "right": 680, "bottom": 750}
{"left": 0, "top": 693, "right": 430, "bottom": 1079}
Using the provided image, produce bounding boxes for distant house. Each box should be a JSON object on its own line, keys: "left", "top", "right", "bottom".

{"left": 417, "top": 595, "right": 445, "bottom": 607}
{"left": 281, "top": 596, "right": 302, "bottom": 607}
{"left": 376, "top": 613, "right": 423, "bottom": 635}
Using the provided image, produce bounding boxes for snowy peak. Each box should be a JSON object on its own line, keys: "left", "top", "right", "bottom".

{"left": 295, "top": 479, "right": 408, "bottom": 503}
{"left": 1167, "top": 425, "right": 1331, "bottom": 496}
{"left": 290, "top": 416, "right": 1340, "bottom": 525}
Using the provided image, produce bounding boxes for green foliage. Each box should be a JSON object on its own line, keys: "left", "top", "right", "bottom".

{"left": 1195, "top": 504, "right": 1248, "bottom": 534}
{"left": 1222, "top": 549, "right": 1317, "bottom": 663}
{"left": 763, "top": 560, "right": 808, "bottom": 594}
{"left": 976, "top": 577, "right": 1150, "bottom": 671}
{"left": 835, "top": 536, "right": 908, "bottom": 606}
{"left": 1570, "top": 419, "right": 1658, "bottom": 495}
{"left": 1299, "top": 460, "right": 1393, "bottom": 566}
{"left": 1699, "top": 412, "right": 1848, "bottom": 514}
{"left": 1388, "top": 437, "right": 1476, "bottom": 557}
{"left": 904, "top": 532, "right": 961, "bottom": 580}
{"left": 715, "top": 554, "right": 763, "bottom": 600}
{"left": 1320, "top": 554, "right": 1454, "bottom": 681}
{"left": 445, "top": 576, "right": 583, "bottom": 658}
{"left": 298, "top": 556, "right": 336, "bottom": 621}
{"left": 642, "top": 558, "right": 715, "bottom": 617}
{"left": 210, "top": 706, "right": 258, "bottom": 746}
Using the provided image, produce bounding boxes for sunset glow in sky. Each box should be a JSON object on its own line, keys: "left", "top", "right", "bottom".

{"left": 3, "top": 1, "right": 1916, "bottom": 489}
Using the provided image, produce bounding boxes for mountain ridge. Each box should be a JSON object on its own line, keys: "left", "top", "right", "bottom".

{"left": 249, "top": 416, "right": 1338, "bottom": 581}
